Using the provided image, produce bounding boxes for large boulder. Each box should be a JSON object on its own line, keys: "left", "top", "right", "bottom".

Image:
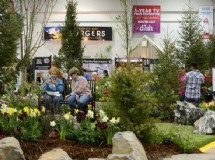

{"left": 38, "top": 148, "right": 72, "bottom": 160}
{"left": 0, "top": 137, "right": 25, "bottom": 160}
{"left": 174, "top": 101, "right": 206, "bottom": 125}
{"left": 193, "top": 110, "right": 215, "bottom": 134}
{"left": 107, "top": 131, "right": 148, "bottom": 160}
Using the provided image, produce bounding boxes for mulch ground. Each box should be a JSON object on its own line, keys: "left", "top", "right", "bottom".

{"left": 19, "top": 136, "right": 183, "bottom": 160}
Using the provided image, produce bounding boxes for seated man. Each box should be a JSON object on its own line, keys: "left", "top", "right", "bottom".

{"left": 43, "top": 67, "right": 64, "bottom": 114}
{"left": 66, "top": 67, "right": 92, "bottom": 115}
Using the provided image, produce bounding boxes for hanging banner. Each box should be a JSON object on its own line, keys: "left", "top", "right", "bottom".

{"left": 133, "top": 5, "right": 160, "bottom": 33}
{"left": 199, "top": 6, "right": 213, "bottom": 39}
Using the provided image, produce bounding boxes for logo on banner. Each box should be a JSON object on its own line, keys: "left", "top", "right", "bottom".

{"left": 133, "top": 5, "right": 161, "bottom": 33}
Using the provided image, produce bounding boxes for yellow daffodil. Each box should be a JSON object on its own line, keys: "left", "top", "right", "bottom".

{"left": 88, "top": 104, "right": 92, "bottom": 110}
{"left": 1, "top": 103, "right": 7, "bottom": 109}
{"left": 7, "top": 107, "right": 14, "bottom": 115}
{"left": 33, "top": 108, "right": 41, "bottom": 116}
{"left": 75, "top": 109, "right": 79, "bottom": 114}
{"left": 64, "top": 113, "right": 70, "bottom": 120}
{"left": 101, "top": 116, "right": 109, "bottom": 122}
{"left": 50, "top": 121, "right": 56, "bottom": 127}
{"left": 109, "top": 117, "right": 116, "bottom": 124}
{"left": 86, "top": 110, "right": 94, "bottom": 119}
{"left": 0, "top": 108, "right": 6, "bottom": 114}
{"left": 13, "top": 108, "right": 17, "bottom": 113}
{"left": 116, "top": 117, "right": 120, "bottom": 124}
{"left": 41, "top": 106, "right": 46, "bottom": 113}
{"left": 23, "top": 107, "right": 29, "bottom": 113}
{"left": 99, "top": 110, "right": 106, "bottom": 118}
{"left": 29, "top": 111, "right": 36, "bottom": 117}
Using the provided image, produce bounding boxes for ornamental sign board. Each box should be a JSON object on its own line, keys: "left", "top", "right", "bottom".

{"left": 83, "top": 58, "right": 112, "bottom": 64}
{"left": 80, "top": 27, "right": 112, "bottom": 41}
{"left": 133, "top": 5, "right": 161, "bottom": 33}
{"left": 34, "top": 56, "right": 52, "bottom": 70}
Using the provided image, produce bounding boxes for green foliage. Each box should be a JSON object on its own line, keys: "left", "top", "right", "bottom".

{"left": 56, "top": 113, "right": 73, "bottom": 140}
{"left": 152, "top": 35, "right": 179, "bottom": 112}
{"left": 54, "top": 0, "right": 84, "bottom": 72}
{"left": 176, "top": 3, "right": 201, "bottom": 63}
{"left": 103, "top": 66, "right": 156, "bottom": 139}
{"left": 148, "top": 124, "right": 195, "bottom": 153}
{"left": 96, "top": 77, "right": 111, "bottom": 101}
{"left": 151, "top": 123, "right": 215, "bottom": 153}
{"left": 0, "top": 105, "right": 43, "bottom": 142}
{"left": 185, "top": 40, "right": 209, "bottom": 71}
{"left": 0, "top": 0, "right": 22, "bottom": 82}
{"left": 0, "top": 111, "right": 18, "bottom": 135}
{"left": 2, "top": 81, "right": 43, "bottom": 110}
{"left": 18, "top": 116, "right": 42, "bottom": 142}
{"left": 95, "top": 110, "right": 120, "bottom": 145}
{"left": 176, "top": 2, "right": 209, "bottom": 70}
{"left": 207, "top": 36, "right": 215, "bottom": 68}
{"left": 75, "top": 127, "right": 101, "bottom": 145}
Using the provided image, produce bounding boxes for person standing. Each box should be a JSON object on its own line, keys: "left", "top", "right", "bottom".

{"left": 178, "top": 67, "right": 186, "bottom": 101}
{"left": 66, "top": 67, "right": 92, "bottom": 115}
{"left": 185, "top": 63, "right": 204, "bottom": 107}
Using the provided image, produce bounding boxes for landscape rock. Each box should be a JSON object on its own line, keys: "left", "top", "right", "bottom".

{"left": 174, "top": 101, "right": 206, "bottom": 125}
{"left": 0, "top": 137, "right": 25, "bottom": 160}
{"left": 38, "top": 148, "right": 72, "bottom": 160}
{"left": 107, "top": 131, "right": 148, "bottom": 160}
{"left": 193, "top": 110, "right": 215, "bottom": 134}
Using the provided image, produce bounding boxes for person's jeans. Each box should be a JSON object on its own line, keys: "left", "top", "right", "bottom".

{"left": 45, "top": 94, "right": 63, "bottom": 114}
{"left": 67, "top": 94, "right": 91, "bottom": 115}
{"left": 185, "top": 97, "right": 200, "bottom": 107}
{"left": 179, "top": 94, "right": 185, "bottom": 101}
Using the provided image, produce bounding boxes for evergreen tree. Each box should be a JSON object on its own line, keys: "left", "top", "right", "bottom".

{"left": 103, "top": 66, "right": 156, "bottom": 140}
{"left": 54, "top": 0, "right": 84, "bottom": 72}
{"left": 186, "top": 40, "right": 209, "bottom": 71}
{"left": 0, "top": 0, "right": 22, "bottom": 82}
{"left": 177, "top": 2, "right": 209, "bottom": 70}
{"left": 176, "top": 3, "right": 201, "bottom": 63}
{"left": 207, "top": 36, "right": 215, "bottom": 68}
{"left": 153, "top": 34, "right": 179, "bottom": 112}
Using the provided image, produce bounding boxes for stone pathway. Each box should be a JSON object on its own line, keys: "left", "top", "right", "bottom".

{"left": 163, "top": 146, "right": 215, "bottom": 160}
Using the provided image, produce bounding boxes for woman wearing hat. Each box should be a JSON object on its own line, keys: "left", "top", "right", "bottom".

{"left": 66, "top": 67, "right": 92, "bottom": 115}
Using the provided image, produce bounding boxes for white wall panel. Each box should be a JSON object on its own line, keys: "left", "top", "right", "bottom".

{"left": 29, "top": 0, "right": 214, "bottom": 59}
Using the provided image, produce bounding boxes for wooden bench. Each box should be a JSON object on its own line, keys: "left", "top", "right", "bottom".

{"left": 39, "top": 80, "right": 96, "bottom": 113}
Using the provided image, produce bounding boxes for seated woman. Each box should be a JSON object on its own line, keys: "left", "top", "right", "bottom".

{"left": 56, "top": 68, "right": 67, "bottom": 99}
{"left": 43, "top": 67, "right": 64, "bottom": 114}
{"left": 66, "top": 67, "right": 92, "bottom": 115}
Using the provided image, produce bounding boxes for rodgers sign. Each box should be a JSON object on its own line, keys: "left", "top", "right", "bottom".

{"left": 80, "top": 27, "right": 112, "bottom": 41}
